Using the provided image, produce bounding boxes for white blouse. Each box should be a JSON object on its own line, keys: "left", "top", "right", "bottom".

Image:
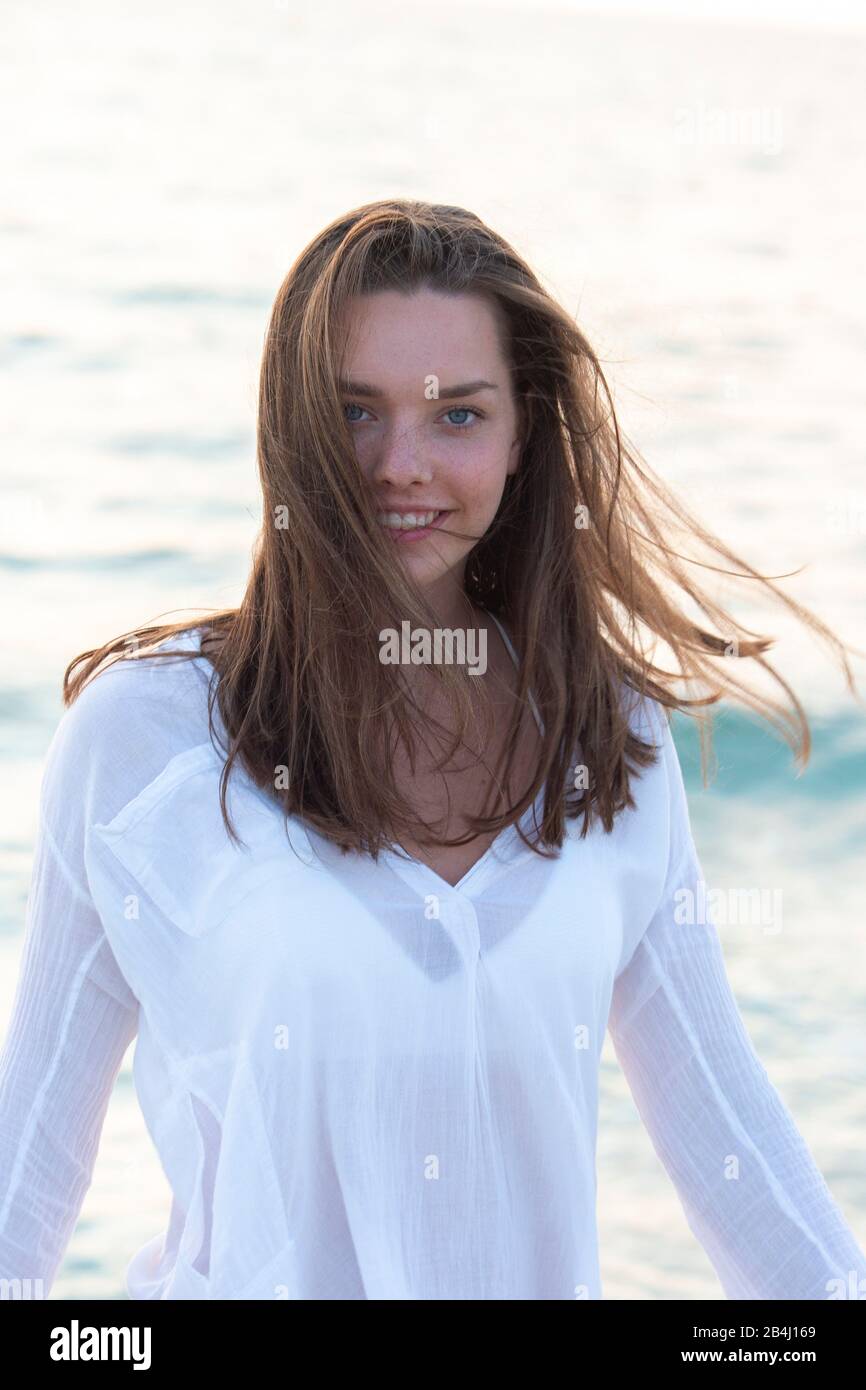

{"left": 1, "top": 615, "right": 864, "bottom": 1300}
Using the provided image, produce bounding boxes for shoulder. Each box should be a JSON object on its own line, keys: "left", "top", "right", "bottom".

{"left": 54, "top": 628, "right": 213, "bottom": 741}
{"left": 42, "top": 628, "right": 218, "bottom": 832}
{"left": 616, "top": 680, "right": 672, "bottom": 755}
{"left": 613, "top": 683, "right": 693, "bottom": 844}
{"left": 617, "top": 685, "right": 695, "bottom": 858}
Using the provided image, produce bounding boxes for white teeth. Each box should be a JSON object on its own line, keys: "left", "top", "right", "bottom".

{"left": 376, "top": 510, "right": 441, "bottom": 531}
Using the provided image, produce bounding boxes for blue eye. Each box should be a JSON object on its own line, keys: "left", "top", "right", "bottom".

{"left": 342, "top": 402, "right": 485, "bottom": 428}
{"left": 444, "top": 407, "right": 484, "bottom": 428}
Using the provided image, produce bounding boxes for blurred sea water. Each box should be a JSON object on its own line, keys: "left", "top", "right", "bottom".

{"left": 1, "top": 0, "right": 865, "bottom": 1299}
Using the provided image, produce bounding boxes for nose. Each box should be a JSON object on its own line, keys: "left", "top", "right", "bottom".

{"left": 367, "top": 419, "right": 435, "bottom": 489}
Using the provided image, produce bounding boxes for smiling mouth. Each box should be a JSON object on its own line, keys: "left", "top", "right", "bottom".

{"left": 375, "top": 509, "right": 449, "bottom": 534}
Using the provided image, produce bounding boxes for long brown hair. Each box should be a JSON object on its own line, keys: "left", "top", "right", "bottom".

{"left": 63, "top": 198, "right": 864, "bottom": 859}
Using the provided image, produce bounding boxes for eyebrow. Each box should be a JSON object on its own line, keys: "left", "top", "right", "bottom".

{"left": 338, "top": 378, "right": 500, "bottom": 400}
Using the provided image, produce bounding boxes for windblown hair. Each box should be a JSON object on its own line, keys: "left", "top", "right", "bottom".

{"left": 63, "top": 198, "right": 863, "bottom": 859}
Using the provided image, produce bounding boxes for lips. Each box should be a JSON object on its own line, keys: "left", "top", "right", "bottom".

{"left": 376, "top": 508, "right": 445, "bottom": 531}
{"left": 375, "top": 509, "right": 451, "bottom": 541}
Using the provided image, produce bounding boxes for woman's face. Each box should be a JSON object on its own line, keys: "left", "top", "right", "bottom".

{"left": 338, "top": 288, "right": 523, "bottom": 605}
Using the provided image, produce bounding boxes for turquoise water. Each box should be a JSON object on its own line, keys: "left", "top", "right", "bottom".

{"left": 1, "top": 0, "right": 865, "bottom": 1299}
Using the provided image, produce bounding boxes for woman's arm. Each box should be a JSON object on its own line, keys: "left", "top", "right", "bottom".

{"left": 0, "top": 681, "right": 140, "bottom": 1297}
{"left": 608, "top": 711, "right": 866, "bottom": 1300}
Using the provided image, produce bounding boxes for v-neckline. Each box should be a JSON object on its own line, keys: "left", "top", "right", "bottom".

{"left": 383, "top": 790, "right": 545, "bottom": 897}
{"left": 382, "top": 610, "right": 546, "bottom": 898}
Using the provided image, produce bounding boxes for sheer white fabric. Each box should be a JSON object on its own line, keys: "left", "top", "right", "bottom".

{"left": 1, "top": 618, "right": 863, "bottom": 1300}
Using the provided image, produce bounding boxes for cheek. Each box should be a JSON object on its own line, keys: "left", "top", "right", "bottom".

{"left": 449, "top": 441, "right": 512, "bottom": 510}
{"left": 351, "top": 435, "right": 377, "bottom": 475}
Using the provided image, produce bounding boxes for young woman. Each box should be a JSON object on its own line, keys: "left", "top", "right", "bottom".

{"left": 1, "top": 199, "right": 864, "bottom": 1301}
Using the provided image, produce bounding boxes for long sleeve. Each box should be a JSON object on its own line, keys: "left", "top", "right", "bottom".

{"left": 0, "top": 680, "right": 140, "bottom": 1296}
{"left": 608, "top": 709, "right": 866, "bottom": 1300}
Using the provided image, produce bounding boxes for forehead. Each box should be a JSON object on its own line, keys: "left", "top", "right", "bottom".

{"left": 337, "top": 289, "right": 509, "bottom": 380}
